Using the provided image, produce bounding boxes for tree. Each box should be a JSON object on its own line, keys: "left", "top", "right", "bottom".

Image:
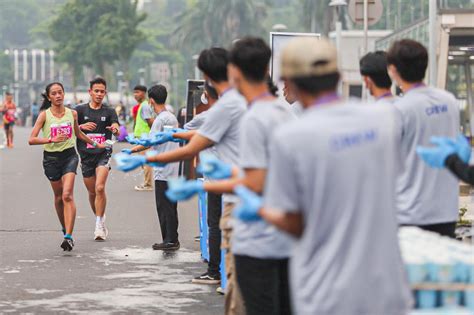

{"left": 172, "top": 0, "right": 269, "bottom": 54}
{"left": 49, "top": 0, "right": 146, "bottom": 93}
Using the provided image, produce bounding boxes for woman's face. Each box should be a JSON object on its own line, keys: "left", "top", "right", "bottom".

{"left": 48, "top": 84, "right": 64, "bottom": 107}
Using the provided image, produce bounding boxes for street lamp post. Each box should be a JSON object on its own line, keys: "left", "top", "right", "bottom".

{"left": 138, "top": 68, "right": 146, "bottom": 86}
{"left": 329, "top": 0, "right": 347, "bottom": 94}
{"left": 192, "top": 55, "right": 200, "bottom": 80}
{"left": 117, "top": 71, "right": 124, "bottom": 103}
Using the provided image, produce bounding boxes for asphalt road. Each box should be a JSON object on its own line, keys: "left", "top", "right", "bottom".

{"left": 0, "top": 127, "right": 223, "bottom": 314}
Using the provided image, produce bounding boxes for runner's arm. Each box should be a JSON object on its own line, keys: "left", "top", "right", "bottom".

{"left": 146, "top": 134, "right": 213, "bottom": 163}
{"left": 28, "top": 112, "right": 49, "bottom": 145}
{"left": 72, "top": 111, "right": 105, "bottom": 148}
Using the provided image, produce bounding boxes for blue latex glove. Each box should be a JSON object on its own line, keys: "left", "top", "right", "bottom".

{"left": 145, "top": 150, "right": 167, "bottom": 167}
{"left": 125, "top": 135, "right": 139, "bottom": 145}
{"left": 233, "top": 185, "right": 263, "bottom": 222}
{"left": 165, "top": 178, "right": 204, "bottom": 202}
{"left": 454, "top": 134, "right": 471, "bottom": 163}
{"left": 121, "top": 149, "right": 132, "bottom": 154}
{"left": 114, "top": 153, "right": 147, "bottom": 172}
{"left": 416, "top": 137, "right": 457, "bottom": 168}
{"left": 136, "top": 133, "right": 155, "bottom": 146}
{"left": 197, "top": 153, "right": 233, "bottom": 179}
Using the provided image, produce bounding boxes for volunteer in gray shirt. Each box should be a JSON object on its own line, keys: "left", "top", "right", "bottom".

{"left": 123, "top": 85, "right": 180, "bottom": 251}
{"left": 230, "top": 38, "right": 294, "bottom": 315}
{"left": 359, "top": 51, "right": 397, "bottom": 105}
{"left": 171, "top": 37, "right": 296, "bottom": 315}
{"left": 387, "top": 39, "right": 460, "bottom": 237}
{"left": 234, "top": 37, "right": 412, "bottom": 315}
{"left": 119, "top": 47, "right": 247, "bottom": 315}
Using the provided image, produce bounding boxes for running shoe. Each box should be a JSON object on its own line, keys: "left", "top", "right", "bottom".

{"left": 192, "top": 272, "right": 221, "bottom": 285}
{"left": 60, "top": 238, "right": 74, "bottom": 251}
{"left": 194, "top": 235, "right": 200, "bottom": 242}
{"left": 134, "top": 184, "right": 153, "bottom": 191}
{"left": 216, "top": 286, "right": 225, "bottom": 295}
{"left": 94, "top": 222, "right": 107, "bottom": 241}
{"left": 152, "top": 241, "right": 180, "bottom": 251}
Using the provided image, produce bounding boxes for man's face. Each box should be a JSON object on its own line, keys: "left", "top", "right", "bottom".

{"left": 5, "top": 94, "right": 12, "bottom": 103}
{"left": 149, "top": 98, "right": 160, "bottom": 114}
{"left": 133, "top": 90, "right": 146, "bottom": 102}
{"left": 283, "top": 80, "right": 296, "bottom": 104}
{"left": 89, "top": 84, "right": 106, "bottom": 104}
{"left": 227, "top": 64, "right": 243, "bottom": 93}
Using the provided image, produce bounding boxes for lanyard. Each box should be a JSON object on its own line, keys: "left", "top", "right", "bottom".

{"left": 248, "top": 92, "right": 273, "bottom": 107}
{"left": 405, "top": 82, "right": 426, "bottom": 94}
{"left": 220, "top": 87, "right": 233, "bottom": 97}
{"left": 377, "top": 92, "right": 393, "bottom": 101}
{"left": 312, "top": 93, "right": 340, "bottom": 107}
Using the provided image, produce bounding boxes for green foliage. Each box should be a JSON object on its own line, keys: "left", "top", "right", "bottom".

{"left": 0, "top": 53, "right": 13, "bottom": 87}
{"left": 172, "top": 0, "right": 269, "bottom": 54}
{"left": 49, "top": 0, "right": 146, "bottom": 86}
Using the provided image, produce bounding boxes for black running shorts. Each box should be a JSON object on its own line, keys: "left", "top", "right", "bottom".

{"left": 80, "top": 150, "right": 112, "bottom": 178}
{"left": 43, "top": 147, "right": 79, "bottom": 182}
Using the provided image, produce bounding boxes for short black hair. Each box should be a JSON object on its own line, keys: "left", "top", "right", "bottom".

{"left": 360, "top": 51, "right": 392, "bottom": 88}
{"left": 5, "top": 91, "right": 12, "bottom": 96}
{"left": 204, "top": 81, "right": 218, "bottom": 100}
{"left": 133, "top": 85, "right": 147, "bottom": 92}
{"left": 229, "top": 37, "right": 271, "bottom": 82}
{"left": 197, "top": 47, "right": 228, "bottom": 83}
{"left": 90, "top": 77, "right": 107, "bottom": 89}
{"left": 291, "top": 73, "right": 340, "bottom": 95}
{"left": 148, "top": 84, "right": 167, "bottom": 104}
{"left": 387, "top": 39, "right": 428, "bottom": 83}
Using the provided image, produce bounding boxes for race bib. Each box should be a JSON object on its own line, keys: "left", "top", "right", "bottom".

{"left": 86, "top": 133, "right": 106, "bottom": 149}
{"left": 51, "top": 123, "right": 73, "bottom": 139}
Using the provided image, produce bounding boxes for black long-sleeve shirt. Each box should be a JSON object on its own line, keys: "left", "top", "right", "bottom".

{"left": 445, "top": 154, "right": 474, "bottom": 185}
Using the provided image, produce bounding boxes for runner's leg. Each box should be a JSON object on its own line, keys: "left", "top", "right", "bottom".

{"left": 83, "top": 176, "right": 97, "bottom": 215}
{"left": 50, "top": 180, "right": 65, "bottom": 231}
{"left": 61, "top": 172, "right": 77, "bottom": 235}
{"left": 94, "top": 166, "right": 109, "bottom": 218}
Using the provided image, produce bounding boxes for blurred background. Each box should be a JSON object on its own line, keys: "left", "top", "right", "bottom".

{"left": 0, "top": 0, "right": 473, "bottom": 127}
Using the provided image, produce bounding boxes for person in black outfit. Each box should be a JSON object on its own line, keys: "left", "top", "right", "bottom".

{"left": 75, "top": 77, "right": 120, "bottom": 241}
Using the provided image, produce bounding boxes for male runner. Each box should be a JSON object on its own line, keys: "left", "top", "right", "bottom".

{"left": 75, "top": 77, "right": 120, "bottom": 241}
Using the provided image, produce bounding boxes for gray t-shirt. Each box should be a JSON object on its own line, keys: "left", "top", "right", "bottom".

{"left": 150, "top": 110, "right": 179, "bottom": 181}
{"left": 394, "top": 86, "right": 459, "bottom": 225}
{"left": 232, "top": 99, "right": 295, "bottom": 259}
{"left": 140, "top": 100, "right": 154, "bottom": 120}
{"left": 184, "top": 111, "right": 208, "bottom": 130}
{"left": 264, "top": 100, "right": 412, "bottom": 315}
{"left": 198, "top": 89, "right": 247, "bottom": 203}
{"left": 290, "top": 101, "right": 304, "bottom": 117}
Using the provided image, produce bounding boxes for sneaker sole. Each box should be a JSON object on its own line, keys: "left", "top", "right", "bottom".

{"left": 60, "top": 241, "right": 73, "bottom": 251}
{"left": 191, "top": 279, "right": 221, "bottom": 285}
{"left": 94, "top": 236, "right": 106, "bottom": 241}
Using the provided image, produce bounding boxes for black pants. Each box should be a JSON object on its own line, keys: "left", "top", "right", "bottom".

{"left": 234, "top": 255, "right": 292, "bottom": 315}
{"left": 418, "top": 222, "right": 457, "bottom": 238}
{"left": 207, "top": 192, "right": 222, "bottom": 275}
{"left": 155, "top": 180, "right": 179, "bottom": 243}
